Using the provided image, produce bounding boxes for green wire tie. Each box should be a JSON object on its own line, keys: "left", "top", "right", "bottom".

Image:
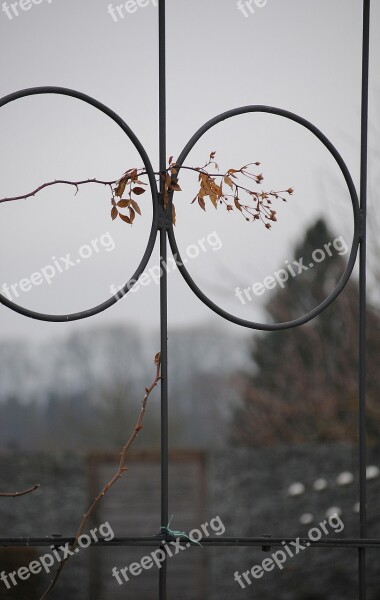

{"left": 160, "top": 515, "right": 203, "bottom": 548}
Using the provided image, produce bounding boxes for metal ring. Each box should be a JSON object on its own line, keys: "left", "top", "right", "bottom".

{"left": 0, "top": 87, "right": 159, "bottom": 322}
{"left": 168, "top": 105, "right": 360, "bottom": 331}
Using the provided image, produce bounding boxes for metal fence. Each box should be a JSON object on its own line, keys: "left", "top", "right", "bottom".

{"left": 0, "top": 0, "right": 374, "bottom": 598}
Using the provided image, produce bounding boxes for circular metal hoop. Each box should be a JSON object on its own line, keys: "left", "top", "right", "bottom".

{"left": 168, "top": 105, "right": 361, "bottom": 331}
{"left": 0, "top": 87, "right": 159, "bottom": 322}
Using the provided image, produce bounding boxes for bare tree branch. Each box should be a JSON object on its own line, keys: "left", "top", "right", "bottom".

{"left": 38, "top": 352, "right": 161, "bottom": 600}
{"left": 0, "top": 178, "right": 119, "bottom": 205}
{"left": 0, "top": 484, "right": 40, "bottom": 498}
{"left": 0, "top": 153, "right": 294, "bottom": 229}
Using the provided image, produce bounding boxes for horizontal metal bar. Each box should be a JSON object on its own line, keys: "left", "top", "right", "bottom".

{"left": 1, "top": 537, "right": 380, "bottom": 549}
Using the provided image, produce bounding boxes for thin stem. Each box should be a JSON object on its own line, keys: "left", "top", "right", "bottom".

{"left": 38, "top": 353, "right": 161, "bottom": 600}
{"left": 0, "top": 484, "right": 40, "bottom": 498}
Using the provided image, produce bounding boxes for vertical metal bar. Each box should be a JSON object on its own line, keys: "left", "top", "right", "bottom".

{"left": 158, "top": 0, "right": 168, "bottom": 598}
{"left": 359, "top": 0, "right": 370, "bottom": 597}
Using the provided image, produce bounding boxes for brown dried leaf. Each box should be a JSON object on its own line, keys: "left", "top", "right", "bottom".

{"left": 209, "top": 193, "right": 218, "bottom": 208}
{"left": 119, "top": 213, "right": 132, "bottom": 224}
{"left": 115, "top": 176, "right": 129, "bottom": 198}
{"left": 172, "top": 203, "right": 176, "bottom": 226}
{"left": 117, "top": 200, "right": 130, "bottom": 208}
{"left": 132, "top": 187, "right": 146, "bottom": 195}
{"left": 130, "top": 199, "right": 141, "bottom": 215}
{"left": 111, "top": 206, "right": 118, "bottom": 221}
{"left": 224, "top": 175, "right": 234, "bottom": 189}
{"left": 234, "top": 197, "right": 242, "bottom": 212}
{"left": 129, "top": 207, "right": 136, "bottom": 223}
{"left": 198, "top": 197, "right": 206, "bottom": 211}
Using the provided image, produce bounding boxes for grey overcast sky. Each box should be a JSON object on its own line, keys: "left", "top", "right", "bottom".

{"left": 0, "top": 0, "right": 379, "bottom": 343}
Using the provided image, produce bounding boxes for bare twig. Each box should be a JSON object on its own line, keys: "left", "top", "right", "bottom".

{"left": 0, "top": 153, "right": 293, "bottom": 229}
{"left": 0, "top": 178, "right": 119, "bottom": 204}
{"left": 0, "top": 484, "right": 40, "bottom": 498}
{"left": 39, "top": 352, "right": 162, "bottom": 600}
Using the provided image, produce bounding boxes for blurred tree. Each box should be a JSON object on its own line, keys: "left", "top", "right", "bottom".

{"left": 231, "top": 218, "right": 380, "bottom": 446}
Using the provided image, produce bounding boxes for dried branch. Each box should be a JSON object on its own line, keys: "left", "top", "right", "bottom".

{"left": 0, "top": 178, "right": 118, "bottom": 204}
{"left": 0, "top": 153, "right": 294, "bottom": 230}
{"left": 0, "top": 484, "right": 40, "bottom": 498}
{"left": 38, "top": 352, "right": 161, "bottom": 600}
